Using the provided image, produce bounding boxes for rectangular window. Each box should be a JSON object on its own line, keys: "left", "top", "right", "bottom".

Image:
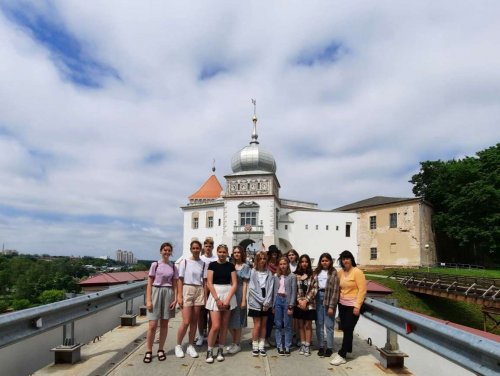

{"left": 305, "top": 224, "right": 308, "bottom": 230}
{"left": 276, "top": 209, "right": 279, "bottom": 230}
{"left": 240, "top": 212, "right": 257, "bottom": 226}
{"left": 193, "top": 217, "right": 199, "bottom": 229}
{"left": 370, "top": 247, "right": 377, "bottom": 260}
{"left": 336, "top": 225, "right": 339, "bottom": 231}
{"left": 326, "top": 225, "right": 329, "bottom": 230}
{"left": 389, "top": 213, "right": 397, "bottom": 228}
{"left": 285, "top": 224, "right": 288, "bottom": 230}
{"left": 369, "top": 216, "right": 377, "bottom": 230}
{"left": 208, "top": 216, "right": 214, "bottom": 228}
{"left": 345, "top": 223, "right": 351, "bottom": 237}
{"left": 218, "top": 218, "right": 221, "bottom": 226}
{"left": 316, "top": 225, "right": 319, "bottom": 230}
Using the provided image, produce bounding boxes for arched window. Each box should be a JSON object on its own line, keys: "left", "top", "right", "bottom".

{"left": 206, "top": 211, "right": 214, "bottom": 228}
{"left": 192, "top": 212, "right": 199, "bottom": 229}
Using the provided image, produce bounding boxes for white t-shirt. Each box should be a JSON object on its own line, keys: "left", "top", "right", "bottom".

{"left": 257, "top": 270, "right": 268, "bottom": 288}
{"left": 178, "top": 259, "right": 207, "bottom": 286}
{"left": 318, "top": 270, "right": 328, "bottom": 289}
{"left": 200, "top": 254, "right": 218, "bottom": 266}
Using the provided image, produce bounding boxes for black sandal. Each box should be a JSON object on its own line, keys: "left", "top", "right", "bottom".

{"left": 157, "top": 349, "right": 166, "bottom": 361}
{"left": 143, "top": 351, "right": 153, "bottom": 363}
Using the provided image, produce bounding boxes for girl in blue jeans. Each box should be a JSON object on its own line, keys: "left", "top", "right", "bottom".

{"left": 314, "top": 253, "right": 340, "bottom": 358}
{"left": 273, "top": 257, "right": 297, "bottom": 355}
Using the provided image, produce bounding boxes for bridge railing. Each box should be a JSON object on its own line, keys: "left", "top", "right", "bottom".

{"left": 363, "top": 298, "right": 500, "bottom": 376}
{"left": 0, "top": 281, "right": 146, "bottom": 375}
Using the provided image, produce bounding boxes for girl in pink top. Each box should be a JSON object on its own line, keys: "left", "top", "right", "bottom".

{"left": 144, "top": 242, "right": 178, "bottom": 363}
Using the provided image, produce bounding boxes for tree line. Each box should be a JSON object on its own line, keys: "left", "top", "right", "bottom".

{"left": 0, "top": 254, "right": 148, "bottom": 312}
{"left": 410, "top": 143, "right": 499, "bottom": 266}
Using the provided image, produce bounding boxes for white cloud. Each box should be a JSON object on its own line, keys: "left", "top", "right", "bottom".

{"left": 1, "top": 1, "right": 499, "bottom": 259}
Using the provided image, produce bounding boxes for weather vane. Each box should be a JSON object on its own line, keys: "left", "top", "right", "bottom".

{"left": 251, "top": 98, "right": 257, "bottom": 116}
{"left": 212, "top": 158, "right": 216, "bottom": 173}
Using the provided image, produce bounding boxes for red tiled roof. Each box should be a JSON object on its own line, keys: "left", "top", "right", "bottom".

{"left": 79, "top": 271, "right": 149, "bottom": 286}
{"left": 189, "top": 175, "right": 223, "bottom": 199}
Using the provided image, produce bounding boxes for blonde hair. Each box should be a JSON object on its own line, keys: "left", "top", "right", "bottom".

{"left": 254, "top": 250, "right": 268, "bottom": 271}
{"left": 275, "top": 256, "right": 291, "bottom": 276}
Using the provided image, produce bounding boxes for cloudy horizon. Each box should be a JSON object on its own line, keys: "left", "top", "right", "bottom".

{"left": 1, "top": 1, "right": 499, "bottom": 260}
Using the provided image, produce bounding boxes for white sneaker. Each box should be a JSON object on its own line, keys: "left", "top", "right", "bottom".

{"left": 225, "top": 344, "right": 234, "bottom": 352}
{"left": 175, "top": 345, "right": 185, "bottom": 358}
{"left": 206, "top": 350, "right": 214, "bottom": 363}
{"left": 216, "top": 348, "right": 225, "bottom": 361}
{"left": 195, "top": 336, "right": 204, "bottom": 346}
{"left": 298, "top": 344, "right": 305, "bottom": 355}
{"left": 186, "top": 344, "right": 198, "bottom": 358}
{"left": 330, "top": 353, "right": 347, "bottom": 366}
{"left": 228, "top": 344, "right": 241, "bottom": 354}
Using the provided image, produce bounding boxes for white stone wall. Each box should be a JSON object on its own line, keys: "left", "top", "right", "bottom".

{"left": 277, "top": 210, "right": 358, "bottom": 265}
{"left": 182, "top": 205, "right": 224, "bottom": 259}
{"left": 222, "top": 197, "right": 278, "bottom": 247}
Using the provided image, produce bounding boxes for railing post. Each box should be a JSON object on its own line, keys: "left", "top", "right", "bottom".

{"left": 120, "top": 284, "right": 138, "bottom": 326}
{"left": 50, "top": 321, "right": 83, "bottom": 364}
{"left": 376, "top": 299, "right": 408, "bottom": 369}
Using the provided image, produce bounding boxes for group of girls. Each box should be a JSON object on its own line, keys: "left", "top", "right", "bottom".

{"left": 144, "top": 241, "right": 366, "bottom": 368}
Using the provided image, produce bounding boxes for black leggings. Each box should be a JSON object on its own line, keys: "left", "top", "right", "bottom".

{"left": 338, "top": 303, "right": 360, "bottom": 358}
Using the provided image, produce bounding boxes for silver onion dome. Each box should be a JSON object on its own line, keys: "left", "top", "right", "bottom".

{"left": 231, "top": 115, "right": 277, "bottom": 174}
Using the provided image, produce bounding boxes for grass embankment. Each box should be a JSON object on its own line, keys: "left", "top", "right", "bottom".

{"left": 367, "top": 269, "right": 500, "bottom": 335}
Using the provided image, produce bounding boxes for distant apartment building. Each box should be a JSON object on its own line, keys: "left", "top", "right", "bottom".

{"left": 115, "top": 249, "right": 137, "bottom": 264}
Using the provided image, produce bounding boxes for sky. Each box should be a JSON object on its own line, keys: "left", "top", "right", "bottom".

{"left": 0, "top": 1, "right": 499, "bottom": 260}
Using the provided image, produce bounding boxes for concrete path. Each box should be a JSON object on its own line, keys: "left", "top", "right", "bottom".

{"left": 36, "top": 314, "right": 413, "bottom": 376}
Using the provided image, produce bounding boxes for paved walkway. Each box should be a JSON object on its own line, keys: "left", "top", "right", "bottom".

{"left": 35, "top": 314, "right": 413, "bottom": 376}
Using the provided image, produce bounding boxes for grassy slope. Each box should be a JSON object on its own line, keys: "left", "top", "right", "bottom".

{"left": 368, "top": 273, "right": 499, "bottom": 335}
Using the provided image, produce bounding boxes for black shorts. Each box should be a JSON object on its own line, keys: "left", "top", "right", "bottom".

{"left": 293, "top": 306, "right": 316, "bottom": 321}
{"left": 248, "top": 308, "right": 271, "bottom": 318}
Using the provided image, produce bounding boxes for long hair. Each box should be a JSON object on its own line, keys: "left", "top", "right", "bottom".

{"left": 254, "top": 250, "right": 268, "bottom": 272}
{"left": 287, "top": 248, "right": 299, "bottom": 261}
{"left": 296, "top": 254, "right": 313, "bottom": 277}
{"left": 160, "top": 242, "right": 173, "bottom": 252}
{"left": 314, "top": 252, "right": 335, "bottom": 276}
{"left": 338, "top": 250, "right": 357, "bottom": 269}
{"left": 190, "top": 240, "right": 202, "bottom": 250}
{"left": 275, "top": 256, "right": 291, "bottom": 277}
{"left": 232, "top": 245, "right": 247, "bottom": 264}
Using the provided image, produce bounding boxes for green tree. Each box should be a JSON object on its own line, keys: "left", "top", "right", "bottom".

{"left": 38, "top": 289, "right": 65, "bottom": 304}
{"left": 11, "top": 299, "right": 31, "bottom": 311}
{"left": 410, "top": 144, "right": 500, "bottom": 265}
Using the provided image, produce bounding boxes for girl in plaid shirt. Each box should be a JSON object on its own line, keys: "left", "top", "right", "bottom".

{"left": 292, "top": 254, "right": 317, "bottom": 356}
{"left": 313, "top": 253, "right": 339, "bottom": 359}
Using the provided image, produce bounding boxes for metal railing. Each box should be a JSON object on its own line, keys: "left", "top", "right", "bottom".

{"left": 0, "top": 281, "right": 146, "bottom": 349}
{"left": 363, "top": 298, "right": 500, "bottom": 376}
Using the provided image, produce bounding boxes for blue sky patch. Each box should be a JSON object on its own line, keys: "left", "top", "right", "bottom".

{"left": 198, "top": 64, "right": 227, "bottom": 81}
{"left": 296, "top": 41, "right": 347, "bottom": 66}
{"left": 1, "top": 3, "right": 119, "bottom": 88}
{"left": 144, "top": 151, "right": 168, "bottom": 165}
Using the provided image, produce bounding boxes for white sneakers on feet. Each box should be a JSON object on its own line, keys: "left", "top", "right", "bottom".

{"left": 228, "top": 344, "right": 241, "bottom": 354}
{"left": 330, "top": 353, "right": 347, "bottom": 365}
{"left": 216, "top": 348, "right": 225, "bottom": 361}
{"left": 186, "top": 344, "right": 198, "bottom": 358}
{"left": 174, "top": 345, "right": 185, "bottom": 358}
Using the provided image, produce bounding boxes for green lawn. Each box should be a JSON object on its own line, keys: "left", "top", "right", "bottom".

{"left": 368, "top": 275, "right": 499, "bottom": 335}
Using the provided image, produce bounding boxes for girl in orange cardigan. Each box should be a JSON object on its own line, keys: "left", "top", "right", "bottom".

{"left": 330, "top": 250, "right": 366, "bottom": 366}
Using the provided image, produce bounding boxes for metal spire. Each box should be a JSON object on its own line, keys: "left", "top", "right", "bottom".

{"left": 250, "top": 98, "right": 259, "bottom": 145}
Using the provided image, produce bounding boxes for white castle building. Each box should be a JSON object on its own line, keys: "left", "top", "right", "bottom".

{"left": 181, "top": 114, "right": 358, "bottom": 264}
